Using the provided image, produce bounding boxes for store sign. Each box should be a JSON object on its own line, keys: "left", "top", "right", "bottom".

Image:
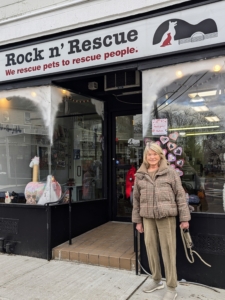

{"left": 0, "top": 1, "right": 224, "bottom": 82}
{"left": 152, "top": 119, "right": 168, "bottom": 136}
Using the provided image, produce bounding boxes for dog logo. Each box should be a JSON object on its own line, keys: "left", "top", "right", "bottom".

{"left": 153, "top": 18, "right": 218, "bottom": 47}
{"left": 160, "top": 21, "right": 177, "bottom": 47}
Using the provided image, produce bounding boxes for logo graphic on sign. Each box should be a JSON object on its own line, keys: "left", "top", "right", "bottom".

{"left": 153, "top": 18, "right": 218, "bottom": 47}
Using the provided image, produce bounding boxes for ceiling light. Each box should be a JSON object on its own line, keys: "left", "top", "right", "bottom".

{"left": 31, "top": 92, "right": 36, "bottom": 97}
{"left": 176, "top": 71, "right": 183, "bottom": 78}
{"left": 185, "top": 131, "right": 225, "bottom": 136}
{"left": 205, "top": 116, "right": 220, "bottom": 122}
{"left": 213, "top": 65, "right": 222, "bottom": 72}
{"left": 169, "top": 125, "right": 219, "bottom": 131}
{"left": 188, "top": 90, "right": 217, "bottom": 98}
{"left": 192, "top": 106, "right": 209, "bottom": 112}
{"left": 190, "top": 94, "right": 205, "bottom": 103}
{"left": 179, "top": 132, "right": 186, "bottom": 136}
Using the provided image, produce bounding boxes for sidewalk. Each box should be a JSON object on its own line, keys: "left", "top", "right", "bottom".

{"left": 0, "top": 254, "right": 225, "bottom": 300}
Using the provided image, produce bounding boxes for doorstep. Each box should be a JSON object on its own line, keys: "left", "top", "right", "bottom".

{"left": 52, "top": 221, "right": 137, "bottom": 271}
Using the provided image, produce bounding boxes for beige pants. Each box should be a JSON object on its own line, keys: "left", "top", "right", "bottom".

{"left": 143, "top": 217, "right": 177, "bottom": 289}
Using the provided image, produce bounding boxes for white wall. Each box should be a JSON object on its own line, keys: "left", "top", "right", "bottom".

{"left": 0, "top": 0, "right": 190, "bottom": 46}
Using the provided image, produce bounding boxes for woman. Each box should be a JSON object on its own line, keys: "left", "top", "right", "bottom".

{"left": 132, "top": 143, "right": 190, "bottom": 300}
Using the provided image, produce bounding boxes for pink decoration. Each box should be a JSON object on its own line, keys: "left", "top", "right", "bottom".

{"left": 176, "top": 159, "right": 184, "bottom": 167}
{"left": 167, "top": 142, "right": 177, "bottom": 151}
{"left": 168, "top": 153, "right": 176, "bottom": 162}
{"left": 170, "top": 164, "right": 176, "bottom": 169}
{"left": 155, "top": 141, "right": 161, "bottom": 146}
{"left": 160, "top": 136, "right": 169, "bottom": 144}
{"left": 162, "top": 149, "right": 167, "bottom": 156}
{"left": 169, "top": 132, "right": 179, "bottom": 141}
{"left": 25, "top": 182, "right": 45, "bottom": 204}
{"left": 173, "top": 147, "right": 182, "bottom": 156}
{"left": 175, "top": 168, "right": 184, "bottom": 176}
{"left": 25, "top": 177, "right": 62, "bottom": 205}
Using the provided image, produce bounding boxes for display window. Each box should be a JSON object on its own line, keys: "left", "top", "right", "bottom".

{"left": 0, "top": 86, "right": 104, "bottom": 204}
{"left": 143, "top": 56, "right": 225, "bottom": 213}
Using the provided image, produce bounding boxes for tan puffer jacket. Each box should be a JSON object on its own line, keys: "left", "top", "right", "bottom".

{"left": 132, "top": 160, "right": 191, "bottom": 224}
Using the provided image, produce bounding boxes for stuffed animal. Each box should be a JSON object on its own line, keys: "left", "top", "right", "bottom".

{"left": 5, "top": 191, "right": 11, "bottom": 203}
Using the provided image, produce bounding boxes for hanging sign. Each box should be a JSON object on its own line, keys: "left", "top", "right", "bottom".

{"left": 152, "top": 119, "right": 168, "bottom": 136}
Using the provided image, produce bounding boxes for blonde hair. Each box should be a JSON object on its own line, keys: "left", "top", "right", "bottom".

{"left": 143, "top": 142, "right": 168, "bottom": 169}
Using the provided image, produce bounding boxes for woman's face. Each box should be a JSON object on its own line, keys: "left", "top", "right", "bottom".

{"left": 146, "top": 149, "right": 161, "bottom": 167}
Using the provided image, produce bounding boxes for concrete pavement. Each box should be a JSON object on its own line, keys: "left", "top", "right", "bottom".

{"left": 0, "top": 253, "right": 225, "bottom": 300}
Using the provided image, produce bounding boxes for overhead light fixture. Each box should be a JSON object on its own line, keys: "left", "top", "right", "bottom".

{"left": 179, "top": 132, "right": 186, "bottom": 136}
{"left": 192, "top": 105, "right": 209, "bottom": 112}
{"left": 169, "top": 125, "right": 219, "bottom": 131}
{"left": 185, "top": 131, "right": 225, "bottom": 136}
{"left": 205, "top": 116, "right": 220, "bottom": 122}
{"left": 0, "top": 98, "right": 10, "bottom": 102}
{"left": 213, "top": 65, "right": 222, "bottom": 72}
{"left": 190, "top": 94, "right": 205, "bottom": 103}
{"left": 176, "top": 70, "right": 183, "bottom": 78}
{"left": 188, "top": 90, "right": 217, "bottom": 98}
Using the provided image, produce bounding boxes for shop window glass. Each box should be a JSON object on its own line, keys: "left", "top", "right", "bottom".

{"left": 0, "top": 85, "right": 104, "bottom": 204}
{"left": 0, "top": 86, "right": 51, "bottom": 204}
{"left": 143, "top": 57, "right": 225, "bottom": 214}
{"left": 51, "top": 86, "right": 104, "bottom": 202}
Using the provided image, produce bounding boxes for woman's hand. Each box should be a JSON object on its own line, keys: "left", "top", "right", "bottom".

{"left": 136, "top": 223, "right": 144, "bottom": 233}
{"left": 180, "top": 221, "right": 189, "bottom": 229}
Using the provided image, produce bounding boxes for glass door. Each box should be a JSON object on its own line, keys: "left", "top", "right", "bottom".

{"left": 114, "top": 114, "right": 143, "bottom": 220}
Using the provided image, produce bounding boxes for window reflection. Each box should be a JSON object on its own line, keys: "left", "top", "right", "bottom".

{"left": 0, "top": 86, "right": 104, "bottom": 204}
{"left": 143, "top": 57, "right": 225, "bottom": 213}
{"left": 52, "top": 114, "right": 103, "bottom": 202}
{"left": 0, "top": 88, "right": 49, "bottom": 203}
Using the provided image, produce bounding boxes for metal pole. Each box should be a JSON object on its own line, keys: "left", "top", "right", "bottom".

{"left": 133, "top": 223, "right": 136, "bottom": 252}
{"left": 134, "top": 223, "right": 138, "bottom": 275}
{"left": 46, "top": 203, "right": 51, "bottom": 261}
{"left": 69, "top": 187, "right": 73, "bottom": 245}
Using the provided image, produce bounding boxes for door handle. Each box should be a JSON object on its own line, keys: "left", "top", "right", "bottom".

{"left": 77, "top": 166, "right": 81, "bottom": 177}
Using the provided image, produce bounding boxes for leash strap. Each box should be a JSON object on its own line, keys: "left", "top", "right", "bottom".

{"left": 180, "top": 228, "right": 211, "bottom": 267}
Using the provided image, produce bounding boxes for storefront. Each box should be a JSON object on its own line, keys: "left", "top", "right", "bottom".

{"left": 0, "top": 0, "right": 225, "bottom": 288}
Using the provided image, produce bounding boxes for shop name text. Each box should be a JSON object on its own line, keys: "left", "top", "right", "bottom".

{"left": 5, "top": 30, "right": 138, "bottom": 68}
